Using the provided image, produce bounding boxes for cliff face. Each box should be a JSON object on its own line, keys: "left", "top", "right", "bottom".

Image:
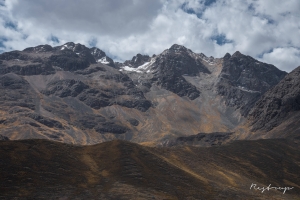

{"left": 0, "top": 42, "right": 293, "bottom": 145}
{"left": 246, "top": 66, "right": 300, "bottom": 139}
{"left": 216, "top": 51, "right": 287, "bottom": 116}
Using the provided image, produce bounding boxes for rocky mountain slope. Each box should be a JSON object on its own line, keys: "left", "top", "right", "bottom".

{"left": 245, "top": 66, "right": 300, "bottom": 140}
{"left": 216, "top": 51, "right": 286, "bottom": 116}
{"left": 0, "top": 42, "right": 294, "bottom": 145}
{"left": 0, "top": 139, "right": 299, "bottom": 199}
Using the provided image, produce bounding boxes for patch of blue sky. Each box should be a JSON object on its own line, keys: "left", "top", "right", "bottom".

{"left": 88, "top": 38, "right": 97, "bottom": 48}
{"left": 203, "top": 0, "right": 216, "bottom": 6}
{"left": 181, "top": 0, "right": 217, "bottom": 18}
{"left": 247, "top": 5, "right": 276, "bottom": 25}
{"left": 4, "top": 20, "right": 18, "bottom": 31}
{"left": 0, "top": 37, "right": 8, "bottom": 48}
{"left": 180, "top": 2, "right": 202, "bottom": 18}
{"left": 22, "top": 34, "right": 28, "bottom": 40}
{"left": 105, "top": 51, "right": 122, "bottom": 62}
{"left": 257, "top": 14, "right": 276, "bottom": 25}
{"left": 247, "top": 3, "right": 256, "bottom": 12}
{"left": 257, "top": 48, "right": 274, "bottom": 59}
{"left": 211, "top": 34, "right": 233, "bottom": 46}
{"left": 0, "top": 0, "right": 5, "bottom": 7}
{"left": 50, "top": 35, "right": 60, "bottom": 43}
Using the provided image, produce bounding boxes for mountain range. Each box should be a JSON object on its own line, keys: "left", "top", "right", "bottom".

{"left": 0, "top": 42, "right": 299, "bottom": 146}
{"left": 1, "top": 42, "right": 300, "bottom": 199}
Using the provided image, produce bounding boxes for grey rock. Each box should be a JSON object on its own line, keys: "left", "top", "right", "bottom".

{"left": 75, "top": 114, "right": 106, "bottom": 129}
{"left": 0, "top": 134, "right": 9, "bottom": 141}
{"left": 41, "top": 79, "right": 89, "bottom": 97}
{"left": 95, "top": 123, "right": 128, "bottom": 134}
{"left": 127, "top": 118, "right": 139, "bottom": 126}
{"left": 216, "top": 51, "right": 287, "bottom": 116}
{"left": 248, "top": 66, "right": 300, "bottom": 131}
{"left": 90, "top": 47, "right": 115, "bottom": 68}
{"left": 0, "top": 73, "right": 36, "bottom": 111}
{"left": 123, "top": 53, "right": 151, "bottom": 68}
{"left": 26, "top": 113, "right": 64, "bottom": 129}
{"left": 166, "top": 132, "right": 233, "bottom": 147}
{"left": 150, "top": 44, "right": 211, "bottom": 100}
{"left": 48, "top": 51, "right": 92, "bottom": 71}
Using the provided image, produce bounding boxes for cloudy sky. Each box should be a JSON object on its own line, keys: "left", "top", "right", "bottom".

{"left": 0, "top": 0, "right": 300, "bottom": 72}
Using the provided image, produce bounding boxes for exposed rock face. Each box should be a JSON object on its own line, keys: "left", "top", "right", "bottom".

{"left": 0, "top": 134, "right": 9, "bottom": 140}
{"left": 0, "top": 42, "right": 116, "bottom": 75}
{"left": 95, "top": 123, "right": 128, "bottom": 134}
{"left": 123, "top": 53, "right": 151, "bottom": 68}
{"left": 40, "top": 74, "right": 151, "bottom": 112}
{"left": 75, "top": 66, "right": 106, "bottom": 75}
{"left": 0, "top": 50, "right": 55, "bottom": 75}
{"left": 248, "top": 66, "right": 300, "bottom": 132}
{"left": 26, "top": 113, "right": 64, "bottom": 129}
{"left": 0, "top": 73, "right": 36, "bottom": 111}
{"left": 74, "top": 114, "right": 106, "bottom": 129}
{"left": 216, "top": 51, "right": 287, "bottom": 116}
{"left": 90, "top": 47, "right": 115, "bottom": 68}
{"left": 73, "top": 114, "right": 128, "bottom": 134}
{"left": 150, "top": 44, "right": 211, "bottom": 100}
{"left": 41, "top": 79, "right": 89, "bottom": 98}
{"left": 165, "top": 132, "right": 233, "bottom": 147}
{"left": 158, "top": 44, "right": 210, "bottom": 75}
{"left": 127, "top": 118, "right": 139, "bottom": 126}
{"left": 100, "top": 73, "right": 152, "bottom": 111}
{"left": 48, "top": 51, "right": 91, "bottom": 71}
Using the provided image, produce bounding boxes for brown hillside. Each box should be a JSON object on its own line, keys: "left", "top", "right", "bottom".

{"left": 0, "top": 139, "right": 299, "bottom": 199}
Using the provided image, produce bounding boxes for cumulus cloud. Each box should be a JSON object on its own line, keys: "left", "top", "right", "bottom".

{"left": 261, "top": 47, "right": 300, "bottom": 72}
{"left": 0, "top": 0, "right": 299, "bottom": 72}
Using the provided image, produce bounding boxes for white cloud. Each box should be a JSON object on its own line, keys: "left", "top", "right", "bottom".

{"left": 12, "top": 0, "right": 162, "bottom": 36}
{"left": 260, "top": 47, "right": 300, "bottom": 72}
{"left": 0, "top": 0, "right": 299, "bottom": 72}
{"left": 251, "top": 0, "right": 300, "bottom": 20}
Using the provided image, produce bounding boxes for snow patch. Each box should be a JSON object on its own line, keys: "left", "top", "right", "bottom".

{"left": 237, "top": 86, "right": 260, "bottom": 93}
{"left": 120, "top": 62, "right": 151, "bottom": 73}
{"left": 201, "top": 56, "right": 215, "bottom": 65}
{"left": 120, "top": 58, "right": 156, "bottom": 73}
{"left": 93, "top": 49, "right": 97, "bottom": 55}
{"left": 138, "top": 62, "right": 150, "bottom": 70}
{"left": 97, "top": 57, "right": 110, "bottom": 64}
{"left": 61, "top": 44, "right": 75, "bottom": 51}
